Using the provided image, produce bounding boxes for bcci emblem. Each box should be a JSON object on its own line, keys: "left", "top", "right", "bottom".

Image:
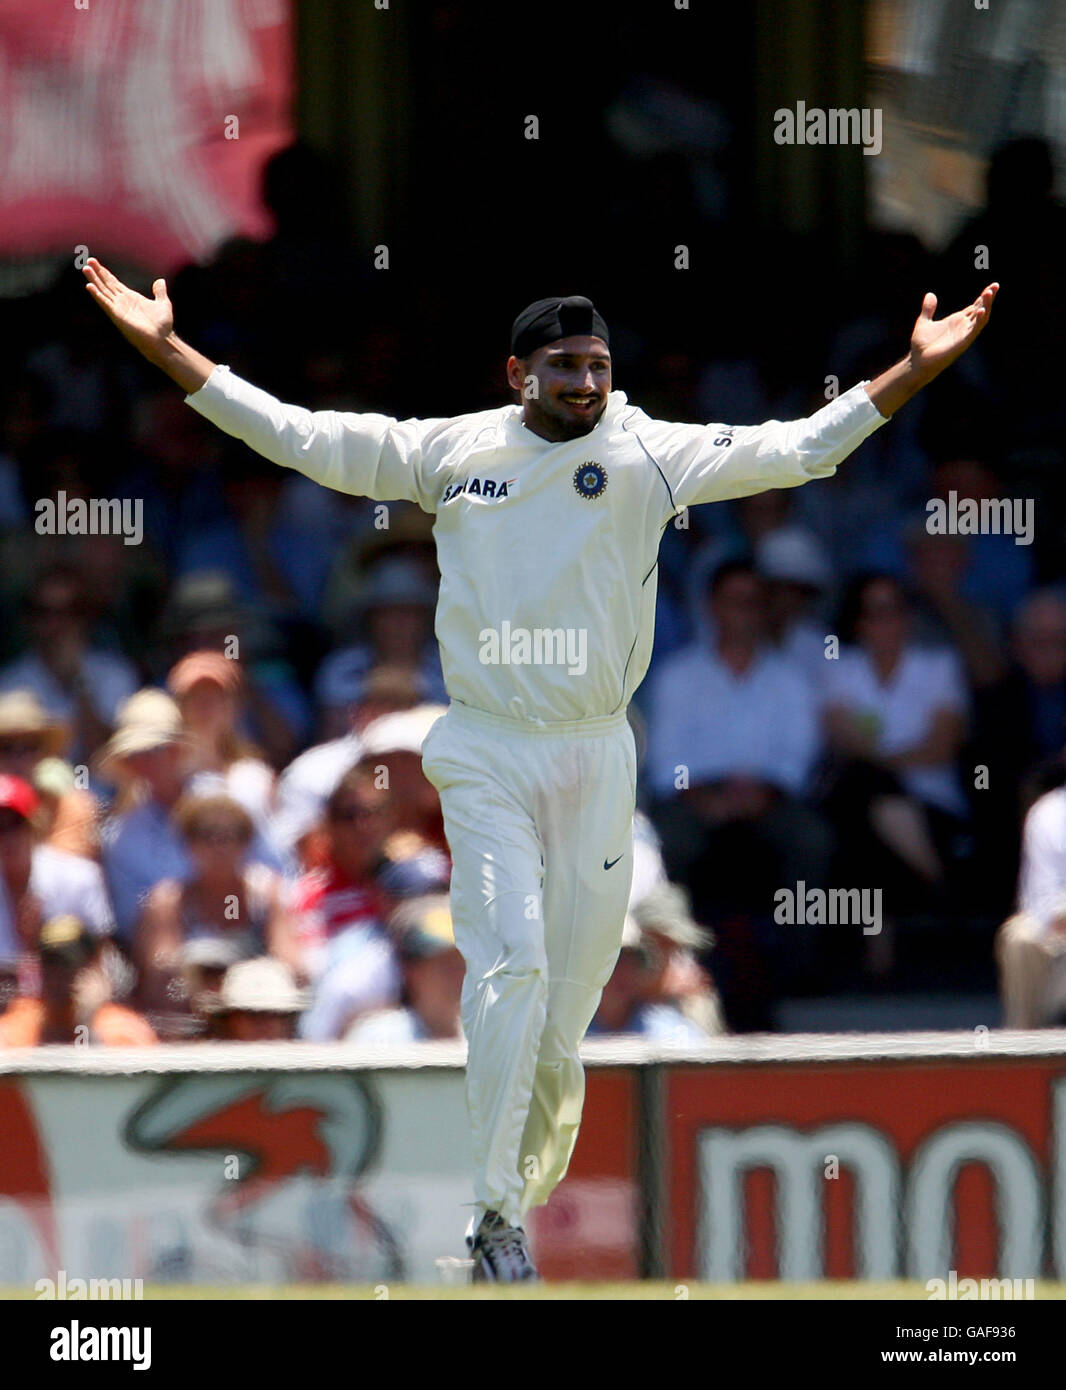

{"left": 573, "top": 462, "right": 607, "bottom": 500}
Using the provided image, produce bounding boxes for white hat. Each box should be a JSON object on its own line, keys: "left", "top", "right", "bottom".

{"left": 212, "top": 958, "right": 309, "bottom": 1014}
{"left": 97, "top": 688, "right": 186, "bottom": 771}
{"left": 755, "top": 528, "right": 831, "bottom": 590}
{"left": 356, "top": 559, "right": 438, "bottom": 611}
{"left": 620, "top": 914, "right": 642, "bottom": 950}
{"left": 359, "top": 704, "right": 448, "bottom": 758}
{"left": 631, "top": 881, "right": 714, "bottom": 950}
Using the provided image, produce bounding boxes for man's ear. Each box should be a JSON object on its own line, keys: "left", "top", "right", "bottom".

{"left": 505, "top": 355, "right": 527, "bottom": 392}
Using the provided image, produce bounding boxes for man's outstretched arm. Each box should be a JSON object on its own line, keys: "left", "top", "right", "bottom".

{"left": 83, "top": 256, "right": 439, "bottom": 508}
{"left": 864, "top": 282, "right": 999, "bottom": 418}
{"left": 82, "top": 257, "right": 216, "bottom": 394}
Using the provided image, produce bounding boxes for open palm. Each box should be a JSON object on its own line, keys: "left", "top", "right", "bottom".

{"left": 82, "top": 256, "right": 174, "bottom": 354}
{"left": 910, "top": 283, "right": 999, "bottom": 375}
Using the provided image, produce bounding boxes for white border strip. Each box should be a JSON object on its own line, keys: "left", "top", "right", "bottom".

{"left": 1, "top": 1029, "right": 1066, "bottom": 1075}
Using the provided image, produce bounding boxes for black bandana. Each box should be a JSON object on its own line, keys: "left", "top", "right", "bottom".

{"left": 510, "top": 295, "right": 609, "bottom": 358}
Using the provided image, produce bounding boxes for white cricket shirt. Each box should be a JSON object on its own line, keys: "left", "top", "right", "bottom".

{"left": 186, "top": 369, "right": 887, "bottom": 724}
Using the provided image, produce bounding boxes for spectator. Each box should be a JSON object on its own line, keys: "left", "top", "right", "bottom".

{"left": 0, "top": 914, "right": 155, "bottom": 1047}
{"left": 117, "top": 388, "right": 227, "bottom": 568}
{"left": 136, "top": 794, "right": 298, "bottom": 1021}
{"left": 900, "top": 523, "right": 1004, "bottom": 690}
{"left": 0, "top": 372, "right": 47, "bottom": 533}
{"left": 895, "top": 522, "right": 1006, "bottom": 689}
{"left": 754, "top": 528, "right": 834, "bottom": 683}
{"left": 646, "top": 560, "right": 829, "bottom": 909}
{"left": 0, "top": 690, "right": 98, "bottom": 858}
{"left": 271, "top": 665, "right": 421, "bottom": 869}
{"left": 320, "top": 503, "right": 438, "bottom": 636}
{"left": 648, "top": 561, "right": 821, "bottom": 804}
{"left": 995, "top": 779, "right": 1066, "bottom": 1029}
{"left": 166, "top": 649, "right": 279, "bottom": 855}
{"left": 157, "top": 570, "right": 310, "bottom": 766}
{"left": 819, "top": 573, "right": 971, "bottom": 900}
{"left": 178, "top": 936, "right": 243, "bottom": 1039}
{"left": 347, "top": 895, "right": 464, "bottom": 1043}
{"left": 857, "top": 457, "right": 1033, "bottom": 640}
{"left": 590, "top": 910, "right": 711, "bottom": 1043}
{"left": 647, "top": 561, "right": 834, "bottom": 1025}
{"left": 0, "top": 566, "right": 138, "bottom": 763}
{"left": 0, "top": 774, "right": 116, "bottom": 1001}
{"left": 357, "top": 704, "right": 450, "bottom": 862}
{"left": 207, "top": 957, "right": 308, "bottom": 1042}
{"left": 976, "top": 589, "right": 1066, "bottom": 805}
{"left": 628, "top": 808, "right": 668, "bottom": 906}
{"left": 293, "top": 766, "right": 401, "bottom": 1041}
{"left": 97, "top": 690, "right": 193, "bottom": 943}
{"left": 314, "top": 560, "right": 445, "bottom": 739}
{"left": 925, "top": 458, "right": 1032, "bottom": 629}
{"left": 173, "top": 449, "right": 329, "bottom": 624}
{"left": 630, "top": 881, "right": 725, "bottom": 1037}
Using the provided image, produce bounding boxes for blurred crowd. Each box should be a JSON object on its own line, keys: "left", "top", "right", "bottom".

{"left": 0, "top": 136, "right": 1064, "bottom": 1041}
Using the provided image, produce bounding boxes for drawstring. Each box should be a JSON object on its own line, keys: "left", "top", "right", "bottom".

{"left": 508, "top": 696, "right": 547, "bottom": 729}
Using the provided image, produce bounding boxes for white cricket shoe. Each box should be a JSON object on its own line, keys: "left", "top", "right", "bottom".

{"left": 466, "top": 1210, "right": 540, "bottom": 1283}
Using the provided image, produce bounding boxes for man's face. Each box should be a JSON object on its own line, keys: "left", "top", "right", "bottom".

{"left": 327, "top": 778, "right": 394, "bottom": 877}
{"left": 507, "top": 335, "right": 611, "bottom": 442}
{"left": 0, "top": 732, "right": 46, "bottom": 781}
{"left": 223, "top": 1010, "right": 295, "bottom": 1042}
{"left": 0, "top": 809, "right": 33, "bottom": 883}
{"left": 40, "top": 956, "right": 85, "bottom": 1008}
{"left": 1014, "top": 600, "right": 1066, "bottom": 686}
{"left": 407, "top": 946, "right": 465, "bottom": 1038}
{"left": 29, "top": 578, "right": 85, "bottom": 650}
{"left": 709, "top": 572, "right": 767, "bottom": 643}
{"left": 123, "top": 744, "right": 185, "bottom": 802}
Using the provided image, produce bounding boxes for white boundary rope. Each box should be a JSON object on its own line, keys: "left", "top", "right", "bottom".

{"left": 2, "top": 1029, "right": 1065, "bottom": 1075}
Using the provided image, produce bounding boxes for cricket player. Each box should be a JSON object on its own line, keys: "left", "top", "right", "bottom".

{"left": 83, "top": 259, "right": 997, "bottom": 1280}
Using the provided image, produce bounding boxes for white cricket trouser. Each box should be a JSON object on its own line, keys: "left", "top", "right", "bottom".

{"left": 420, "top": 701, "right": 637, "bottom": 1228}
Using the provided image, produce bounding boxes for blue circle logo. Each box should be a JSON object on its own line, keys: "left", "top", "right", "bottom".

{"left": 573, "top": 462, "right": 607, "bottom": 500}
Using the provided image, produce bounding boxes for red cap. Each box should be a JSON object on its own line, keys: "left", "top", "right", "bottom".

{"left": 167, "top": 650, "right": 241, "bottom": 698}
{"left": 0, "top": 774, "right": 39, "bottom": 821}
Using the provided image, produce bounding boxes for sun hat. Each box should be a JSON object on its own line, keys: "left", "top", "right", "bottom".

{"left": 0, "top": 691, "right": 69, "bottom": 757}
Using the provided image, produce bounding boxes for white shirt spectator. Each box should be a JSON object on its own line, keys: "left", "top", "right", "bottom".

{"left": 271, "top": 732, "right": 362, "bottom": 859}
{"left": 820, "top": 645, "right": 969, "bottom": 816}
{"left": 645, "top": 643, "right": 820, "bottom": 800}
{"left": 298, "top": 926, "right": 401, "bottom": 1041}
{"left": 0, "top": 843, "right": 116, "bottom": 962}
{"left": 1017, "top": 787, "right": 1066, "bottom": 940}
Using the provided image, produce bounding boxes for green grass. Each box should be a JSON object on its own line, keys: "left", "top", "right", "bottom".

{"left": 5, "top": 1281, "right": 1066, "bottom": 1300}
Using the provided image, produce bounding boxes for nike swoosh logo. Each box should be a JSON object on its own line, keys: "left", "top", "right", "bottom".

{"left": 603, "top": 856, "right": 623, "bottom": 870}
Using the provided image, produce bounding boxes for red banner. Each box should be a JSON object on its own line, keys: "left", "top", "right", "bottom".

{"left": 666, "top": 1060, "right": 1066, "bottom": 1281}
{"left": 0, "top": 0, "right": 293, "bottom": 273}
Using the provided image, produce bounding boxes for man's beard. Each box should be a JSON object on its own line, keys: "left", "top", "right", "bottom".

{"left": 546, "top": 399, "right": 606, "bottom": 440}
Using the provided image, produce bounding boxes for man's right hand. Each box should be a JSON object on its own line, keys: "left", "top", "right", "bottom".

{"left": 82, "top": 257, "right": 216, "bottom": 394}
{"left": 83, "top": 257, "right": 174, "bottom": 352}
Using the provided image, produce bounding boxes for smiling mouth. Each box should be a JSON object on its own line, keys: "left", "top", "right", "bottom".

{"left": 561, "top": 395, "right": 600, "bottom": 411}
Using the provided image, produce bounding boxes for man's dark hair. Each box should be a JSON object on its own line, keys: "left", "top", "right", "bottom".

{"left": 707, "top": 556, "right": 758, "bottom": 599}
{"left": 835, "top": 571, "right": 909, "bottom": 645}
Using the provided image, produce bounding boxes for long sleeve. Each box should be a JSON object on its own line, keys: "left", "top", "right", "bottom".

{"left": 184, "top": 364, "right": 448, "bottom": 510}
{"left": 635, "top": 381, "right": 889, "bottom": 516}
